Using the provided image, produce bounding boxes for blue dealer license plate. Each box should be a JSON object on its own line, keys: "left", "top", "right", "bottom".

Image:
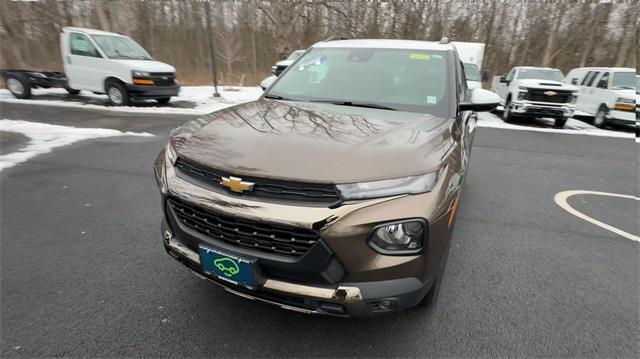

{"left": 198, "top": 246, "right": 255, "bottom": 287}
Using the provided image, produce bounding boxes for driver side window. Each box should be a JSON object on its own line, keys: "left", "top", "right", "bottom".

{"left": 70, "top": 33, "right": 101, "bottom": 58}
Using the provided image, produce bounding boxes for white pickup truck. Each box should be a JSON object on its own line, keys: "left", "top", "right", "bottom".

{"left": 1, "top": 27, "right": 180, "bottom": 106}
{"left": 492, "top": 66, "right": 579, "bottom": 128}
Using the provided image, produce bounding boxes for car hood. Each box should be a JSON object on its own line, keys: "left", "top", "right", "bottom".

{"left": 112, "top": 59, "right": 176, "bottom": 73}
{"left": 172, "top": 100, "right": 454, "bottom": 183}
{"left": 515, "top": 79, "right": 579, "bottom": 91}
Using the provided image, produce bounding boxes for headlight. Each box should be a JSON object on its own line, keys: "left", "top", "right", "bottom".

{"left": 613, "top": 98, "right": 635, "bottom": 111}
{"left": 336, "top": 171, "right": 440, "bottom": 200}
{"left": 132, "top": 70, "right": 151, "bottom": 77}
{"left": 166, "top": 142, "right": 178, "bottom": 166}
{"left": 369, "top": 220, "right": 426, "bottom": 254}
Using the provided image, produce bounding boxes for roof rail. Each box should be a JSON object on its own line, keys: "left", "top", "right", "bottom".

{"left": 439, "top": 37, "right": 450, "bottom": 44}
{"left": 324, "top": 35, "right": 350, "bottom": 42}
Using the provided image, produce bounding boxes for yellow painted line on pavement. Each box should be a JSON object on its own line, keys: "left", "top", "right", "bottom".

{"left": 554, "top": 190, "right": 639, "bottom": 242}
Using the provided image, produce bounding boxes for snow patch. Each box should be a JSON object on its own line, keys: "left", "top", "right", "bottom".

{"left": 476, "top": 112, "right": 634, "bottom": 139}
{"left": 0, "top": 119, "right": 153, "bottom": 171}
{"left": 0, "top": 86, "right": 263, "bottom": 115}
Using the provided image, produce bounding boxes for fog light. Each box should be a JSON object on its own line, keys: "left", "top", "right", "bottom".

{"left": 369, "top": 220, "right": 425, "bottom": 254}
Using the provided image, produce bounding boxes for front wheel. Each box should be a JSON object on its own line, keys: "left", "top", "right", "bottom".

{"left": 554, "top": 117, "right": 568, "bottom": 128}
{"left": 106, "top": 81, "right": 130, "bottom": 106}
{"left": 502, "top": 98, "right": 516, "bottom": 123}
{"left": 156, "top": 97, "right": 171, "bottom": 104}
{"left": 593, "top": 105, "right": 608, "bottom": 128}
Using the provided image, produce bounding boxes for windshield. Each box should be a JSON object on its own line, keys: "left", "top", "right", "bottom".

{"left": 463, "top": 63, "right": 480, "bottom": 81}
{"left": 611, "top": 72, "right": 636, "bottom": 90}
{"left": 267, "top": 47, "right": 452, "bottom": 116}
{"left": 517, "top": 69, "right": 564, "bottom": 82}
{"left": 92, "top": 35, "right": 152, "bottom": 60}
{"left": 286, "top": 50, "right": 305, "bottom": 61}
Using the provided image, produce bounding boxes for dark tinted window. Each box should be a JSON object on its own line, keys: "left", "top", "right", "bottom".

{"left": 596, "top": 72, "right": 609, "bottom": 89}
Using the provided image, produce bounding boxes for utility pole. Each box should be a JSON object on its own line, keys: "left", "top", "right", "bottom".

{"left": 205, "top": 1, "right": 220, "bottom": 97}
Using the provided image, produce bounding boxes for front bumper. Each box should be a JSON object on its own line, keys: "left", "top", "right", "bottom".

{"left": 154, "top": 149, "right": 458, "bottom": 317}
{"left": 510, "top": 101, "right": 574, "bottom": 118}
{"left": 163, "top": 223, "right": 434, "bottom": 316}
{"left": 125, "top": 84, "right": 180, "bottom": 99}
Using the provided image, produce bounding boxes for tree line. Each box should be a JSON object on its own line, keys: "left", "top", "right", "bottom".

{"left": 1, "top": 0, "right": 637, "bottom": 86}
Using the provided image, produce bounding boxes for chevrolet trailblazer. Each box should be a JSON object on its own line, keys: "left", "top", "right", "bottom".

{"left": 154, "top": 38, "right": 500, "bottom": 316}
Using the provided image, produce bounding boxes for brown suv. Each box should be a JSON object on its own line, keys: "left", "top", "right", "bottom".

{"left": 154, "top": 38, "right": 499, "bottom": 316}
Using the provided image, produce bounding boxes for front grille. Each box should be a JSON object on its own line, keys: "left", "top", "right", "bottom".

{"left": 148, "top": 72, "right": 176, "bottom": 86}
{"left": 524, "top": 89, "right": 572, "bottom": 104}
{"left": 175, "top": 158, "right": 341, "bottom": 205}
{"left": 168, "top": 198, "right": 320, "bottom": 258}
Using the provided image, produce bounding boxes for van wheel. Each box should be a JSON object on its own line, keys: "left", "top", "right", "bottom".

{"left": 65, "top": 86, "right": 81, "bottom": 95}
{"left": 593, "top": 105, "right": 608, "bottom": 128}
{"left": 156, "top": 97, "right": 171, "bottom": 104}
{"left": 502, "top": 98, "right": 516, "bottom": 123}
{"left": 106, "top": 81, "right": 130, "bottom": 106}
{"left": 5, "top": 74, "right": 31, "bottom": 99}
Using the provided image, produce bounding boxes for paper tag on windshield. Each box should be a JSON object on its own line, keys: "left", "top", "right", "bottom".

{"left": 427, "top": 96, "right": 437, "bottom": 104}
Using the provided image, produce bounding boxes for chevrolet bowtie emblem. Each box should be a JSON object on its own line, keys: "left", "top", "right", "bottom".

{"left": 220, "top": 176, "right": 255, "bottom": 193}
{"left": 544, "top": 91, "right": 557, "bottom": 96}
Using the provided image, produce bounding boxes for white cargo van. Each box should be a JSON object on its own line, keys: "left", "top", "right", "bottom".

{"left": 567, "top": 67, "right": 636, "bottom": 128}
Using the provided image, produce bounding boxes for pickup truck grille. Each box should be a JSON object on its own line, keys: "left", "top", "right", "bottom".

{"left": 524, "top": 89, "right": 573, "bottom": 104}
{"left": 168, "top": 198, "right": 319, "bottom": 258}
{"left": 174, "top": 158, "right": 342, "bottom": 206}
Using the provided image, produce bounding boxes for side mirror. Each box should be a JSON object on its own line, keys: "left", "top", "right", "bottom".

{"left": 459, "top": 88, "right": 501, "bottom": 112}
{"left": 260, "top": 75, "right": 277, "bottom": 91}
{"left": 499, "top": 75, "right": 508, "bottom": 84}
{"left": 571, "top": 78, "right": 578, "bottom": 85}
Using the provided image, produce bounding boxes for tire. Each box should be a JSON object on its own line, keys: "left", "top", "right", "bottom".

{"left": 65, "top": 86, "right": 81, "bottom": 95}
{"left": 554, "top": 117, "right": 568, "bottom": 128}
{"left": 156, "top": 97, "right": 171, "bottom": 104}
{"left": 502, "top": 97, "right": 516, "bottom": 123}
{"left": 4, "top": 74, "right": 31, "bottom": 99}
{"left": 106, "top": 80, "right": 130, "bottom": 106}
{"left": 593, "top": 105, "right": 608, "bottom": 128}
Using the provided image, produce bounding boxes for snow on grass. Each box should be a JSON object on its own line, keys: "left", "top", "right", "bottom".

{"left": 476, "top": 112, "right": 634, "bottom": 139}
{"left": 0, "top": 86, "right": 263, "bottom": 115}
{"left": 0, "top": 119, "right": 153, "bottom": 171}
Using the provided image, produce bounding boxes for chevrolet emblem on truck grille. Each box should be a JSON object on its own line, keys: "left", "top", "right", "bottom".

{"left": 220, "top": 176, "right": 255, "bottom": 193}
{"left": 544, "top": 91, "right": 557, "bottom": 96}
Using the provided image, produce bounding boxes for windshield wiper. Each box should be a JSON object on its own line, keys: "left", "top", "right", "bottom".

{"left": 264, "top": 94, "right": 297, "bottom": 101}
{"left": 308, "top": 100, "right": 397, "bottom": 111}
{"left": 611, "top": 86, "right": 635, "bottom": 90}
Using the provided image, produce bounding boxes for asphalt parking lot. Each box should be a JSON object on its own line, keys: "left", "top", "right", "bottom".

{"left": 1, "top": 102, "right": 638, "bottom": 357}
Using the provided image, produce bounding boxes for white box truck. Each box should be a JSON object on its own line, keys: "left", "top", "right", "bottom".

{"left": 1, "top": 27, "right": 180, "bottom": 106}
